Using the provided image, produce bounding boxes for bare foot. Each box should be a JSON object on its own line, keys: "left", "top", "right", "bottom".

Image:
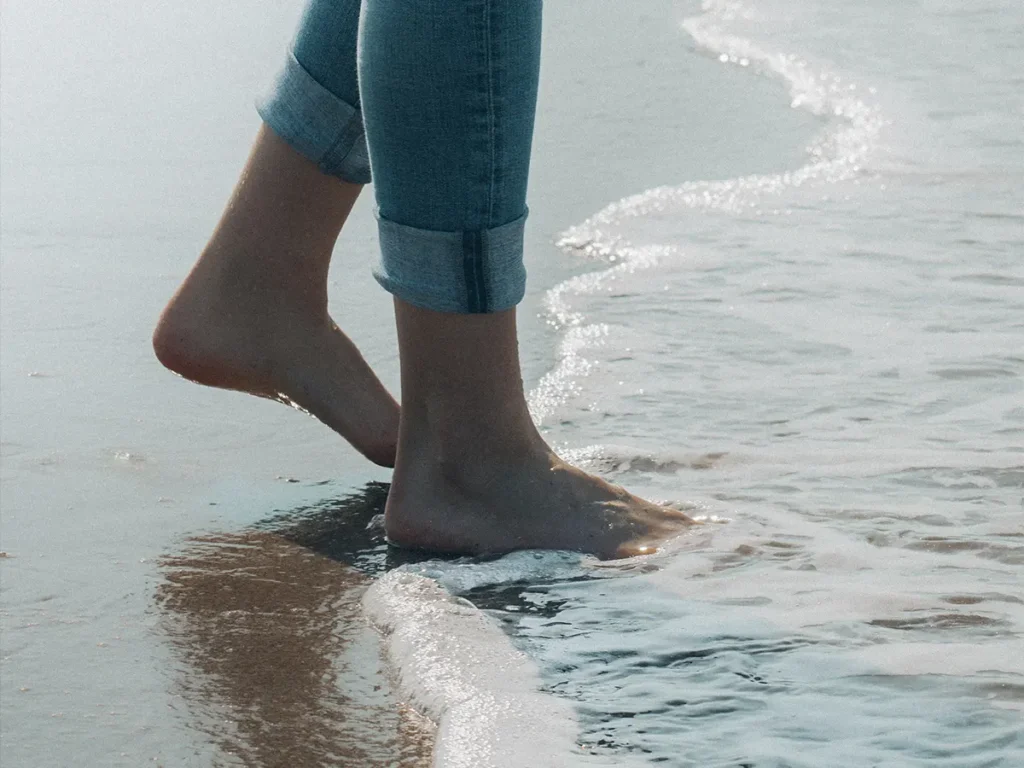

{"left": 153, "top": 257, "right": 400, "bottom": 467}
{"left": 385, "top": 437, "right": 695, "bottom": 559}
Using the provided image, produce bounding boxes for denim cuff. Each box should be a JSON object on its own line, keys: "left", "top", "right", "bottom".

{"left": 256, "top": 51, "right": 371, "bottom": 184}
{"left": 373, "top": 210, "right": 529, "bottom": 314}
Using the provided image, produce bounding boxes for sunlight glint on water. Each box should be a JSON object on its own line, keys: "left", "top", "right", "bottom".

{"left": 476, "top": 0, "right": 1022, "bottom": 764}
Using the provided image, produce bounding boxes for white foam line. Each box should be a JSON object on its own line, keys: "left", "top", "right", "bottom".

{"left": 528, "top": 244, "right": 671, "bottom": 427}
{"left": 364, "top": 570, "right": 580, "bottom": 768}
{"left": 528, "top": 0, "right": 885, "bottom": 434}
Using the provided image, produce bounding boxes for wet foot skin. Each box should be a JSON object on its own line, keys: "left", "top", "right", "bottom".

{"left": 385, "top": 300, "right": 695, "bottom": 560}
{"left": 153, "top": 263, "right": 400, "bottom": 468}
{"left": 385, "top": 438, "right": 696, "bottom": 560}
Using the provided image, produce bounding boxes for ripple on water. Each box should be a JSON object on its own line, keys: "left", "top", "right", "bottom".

{"left": 459, "top": 571, "right": 1024, "bottom": 766}
{"left": 450, "top": 0, "right": 1024, "bottom": 763}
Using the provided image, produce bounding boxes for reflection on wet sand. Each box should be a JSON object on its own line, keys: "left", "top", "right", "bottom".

{"left": 156, "top": 484, "right": 433, "bottom": 767}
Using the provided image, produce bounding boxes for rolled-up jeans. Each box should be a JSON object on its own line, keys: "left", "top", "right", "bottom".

{"left": 257, "top": 0, "right": 542, "bottom": 314}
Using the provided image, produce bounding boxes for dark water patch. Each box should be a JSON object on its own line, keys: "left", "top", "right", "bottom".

{"left": 911, "top": 513, "right": 957, "bottom": 526}
{"left": 932, "top": 366, "right": 1018, "bottom": 381}
{"left": 939, "top": 594, "right": 1024, "bottom": 606}
{"left": 903, "top": 535, "right": 1024, "bottom": 565}
{"left": 869, "top": 613, "right": 1008, "bottom": 632}
{"left": 970, "top": 211, "right": 1024, "bottom": 223}
{"left": 950, "top": 272, "right": 1024, "bottom": 288}
{"left": 975, "top": 681, "right": 1024, "bottom": 704}
{"left": 973, "top": 466, "right": 1024, "bottom": 488}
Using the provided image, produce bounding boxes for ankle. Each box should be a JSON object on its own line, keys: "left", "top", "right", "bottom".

{"left": 397, "top": 411, "right": 547, "bottom": 481}
{"left": 178, "top": 246, "right": 329, "bottom": 320}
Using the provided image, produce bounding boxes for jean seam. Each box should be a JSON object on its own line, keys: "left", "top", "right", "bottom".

{"left": 459, "top": 0, "right": 496, "bottom": 313}
{"left": 485, "top": 0, "right": 497, "bottom": 227}
{"left": 259, "top": 51, "right": 369, "bottom": 183}
{"left": 321, "top": 114, "right": 364, "bottom": 174}
{"left": 462, "top": 230, "right": 487, "bottom": 313}
{"left": 376, "top": 211, "right": 526, "bottom": 314}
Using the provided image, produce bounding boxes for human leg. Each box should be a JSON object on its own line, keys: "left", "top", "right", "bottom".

{"left": 154, "top": 1, "right": 399, "bottom": 467}
{"left": 360, "top": 0, "right": 536, "bottom": 312}
{"left": 358, "top": 0, "right": 694, "bottom": 556}
{"left": 385, "top": 301, "right": 694, "bottom": 558}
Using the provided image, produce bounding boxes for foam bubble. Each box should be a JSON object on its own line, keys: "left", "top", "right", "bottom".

{"left": 405, "top": 550, "right": 587, "bottom": 593}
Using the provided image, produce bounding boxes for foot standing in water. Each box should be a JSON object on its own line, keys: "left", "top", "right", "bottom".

{"left": 153, "top": 0, "right": 693, "bottom": 558}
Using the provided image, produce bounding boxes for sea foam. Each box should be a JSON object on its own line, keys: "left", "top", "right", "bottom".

{"left": 363, "top": 568, "right": 579, "bottom": 767}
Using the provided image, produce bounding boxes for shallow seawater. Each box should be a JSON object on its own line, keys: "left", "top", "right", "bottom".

{"left": 450, "top": 0, "right": 1024, "bottom": 764}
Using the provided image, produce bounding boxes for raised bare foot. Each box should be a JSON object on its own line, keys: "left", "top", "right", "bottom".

{"left": 385, "top": 437, "right": 696, "bottom": 559}
{"left": 153, "top": 257, "right": 400, "bottom": 467}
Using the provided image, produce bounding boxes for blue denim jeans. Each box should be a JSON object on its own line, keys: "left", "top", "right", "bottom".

{"left": 257, "top": 0, "right": 542, "bottom": 314}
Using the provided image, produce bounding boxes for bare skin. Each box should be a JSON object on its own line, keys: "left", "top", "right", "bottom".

{"left": 385, "top": 301, "right": 696, "bottom": 559}
{"left": 153, "top": 127, "right": 399, "bottom": 467}
{"left": 154, "top": 127, "right": 694, "bottom": 558}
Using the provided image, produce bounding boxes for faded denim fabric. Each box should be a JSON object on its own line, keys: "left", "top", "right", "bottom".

{"left": 257, "top": 0, "right": 542, "bottom": 314}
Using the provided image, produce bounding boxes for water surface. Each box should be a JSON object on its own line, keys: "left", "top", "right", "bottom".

{"left": 2, "top": 0, "right": 1021, "bottom": 765}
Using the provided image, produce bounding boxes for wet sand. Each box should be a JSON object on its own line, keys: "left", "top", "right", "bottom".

{"left": 1, "top": 1, "right": 748, "bottom": 764}
{"left": 155, "top": 487, "right": 434, "bottom": 767}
